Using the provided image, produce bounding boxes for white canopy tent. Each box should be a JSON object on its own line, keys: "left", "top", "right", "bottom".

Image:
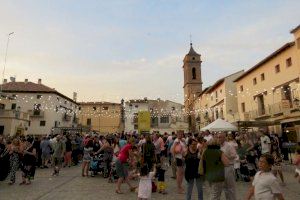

{"left": 200, "top": 118, "right": 238, "bottom": 132}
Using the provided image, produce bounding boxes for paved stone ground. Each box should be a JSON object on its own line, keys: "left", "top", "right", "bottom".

{"left": 0, "top": 165, "right": 300, "bottom": 200}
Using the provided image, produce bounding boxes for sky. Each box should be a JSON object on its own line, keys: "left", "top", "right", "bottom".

{"left": 0, "top": 0, "right": 299, "bottom": 104}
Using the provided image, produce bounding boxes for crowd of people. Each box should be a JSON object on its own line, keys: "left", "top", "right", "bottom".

{"left": 0, "top": 129, "right": 300, "bottom": 200}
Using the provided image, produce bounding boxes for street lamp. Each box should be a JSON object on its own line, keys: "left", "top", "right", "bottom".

{"left": 1, "top": 32, "right": 14, "bottom": 93}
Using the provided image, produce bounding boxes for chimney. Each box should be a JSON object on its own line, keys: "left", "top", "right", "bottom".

{"left": 25, "top": 79, "right": 28, "bottom": 83}
{"left": 10, "top": 77, "right": 16, "bottom": 82}
{"left": 38, "top": 79, "right": 42, "bottom": 84}
{"left": 73, "top": 92, "right": 77, "bottom": 102}
{"left": 3, "top": 79, "right": 7, "bottom": 84}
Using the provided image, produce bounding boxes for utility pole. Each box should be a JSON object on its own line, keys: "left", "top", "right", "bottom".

{"left": 1, "top": 32, "right": 14, "bottom": 93}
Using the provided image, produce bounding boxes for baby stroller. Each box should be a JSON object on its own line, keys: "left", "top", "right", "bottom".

{"left": 239, "top": 162, "right": 250, "bottom": 182}
{"left": 90, "top": 155, "right": 101, "bottom": 177}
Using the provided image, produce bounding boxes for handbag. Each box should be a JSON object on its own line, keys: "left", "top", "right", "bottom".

{"left": 152, "top": 181, "right": 157, "bottom": 193}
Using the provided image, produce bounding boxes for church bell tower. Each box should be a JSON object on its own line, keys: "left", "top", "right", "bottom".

{"left": 183, "top": 43, "right": 202, "bottom": 131}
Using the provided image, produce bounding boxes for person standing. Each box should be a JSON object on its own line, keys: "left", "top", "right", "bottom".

{"left": 171, "top": 131, "right": 186, "bottom": 194}
{"left": 141, "top": 134, "right": 156, "bottom": 172}
{"left": 64, "top": 135, "right": 72, "bottom": 168}
{"left": 184, "top": 138, "right": 203, "bottom": 200}
{"left": 52, "top": 135, "right": 65, "bottom": 176}
{"left": 218, "top": 132, "right": 237, "bottom": 200}
{"left": 203, "top": 139, "right": 229, "bottom": 200}
{"left": 40, "top": 137, "right": 51, "bottom": 168}
{"left": 20, "top": 137, "right": 36, "bottom": 185}
{"left": 82, "top": 140, "right": 94, "bottom": 177}
{"left": 260, "top": 131, "right": 271, "bottom": 154}
{"left": 8, "top": 138, "right": 21, "bottom": 185}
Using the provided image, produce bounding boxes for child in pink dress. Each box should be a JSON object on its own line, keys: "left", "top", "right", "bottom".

{"left": 293, "top": 149, "right": 300, "bottom": 183}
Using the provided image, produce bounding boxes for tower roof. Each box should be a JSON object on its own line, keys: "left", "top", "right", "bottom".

{"left": 187, "top": 43, "right": 200, "bottom": 56}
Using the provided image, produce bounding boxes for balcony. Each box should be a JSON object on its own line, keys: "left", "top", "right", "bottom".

{"left": 0, "top": 109, "right": 29, "bottom": 121}
{"left": 28, "top": 109, "right": 44, "bottom": 118}
{"left": 63, "top": 113, "right": 72, "bottom": 121}
{"left": 73, "top": 117, "right": 79, "bottom": 123}
{"left": 244, "top": 99, "right": 300, "bottom": 120}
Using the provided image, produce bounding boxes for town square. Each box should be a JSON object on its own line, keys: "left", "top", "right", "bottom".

{"left": 0, "top": 1, "right": 300, "bottom": 200}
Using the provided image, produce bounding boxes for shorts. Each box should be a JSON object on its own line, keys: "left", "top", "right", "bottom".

{"left": 115, "top": 159, "right": 128, "bottom": 178}
{"left": 53, "top": 157, "right": 63, "bottom": 166}
{"left": 41, "top": 153, "right": 51, "bottom": 160}
{"left": 176, "top": 158, "right": 183, "bottom": 167}
{"left": 64, "top": 152, "right": 72, "bottom": 162}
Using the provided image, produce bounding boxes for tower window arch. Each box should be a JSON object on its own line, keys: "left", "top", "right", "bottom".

{"left": 192, "top": 67, "right": 196, "bottom": 79}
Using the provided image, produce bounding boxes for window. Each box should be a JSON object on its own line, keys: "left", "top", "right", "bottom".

{"left": 87, "top": 118, "right": 91, "bottom": 126}
{"left": 34, "top": 104, "right": 41, "bottom": 110}
{"left": 135, "top": 105, "right": 138, "bottom": 108}
{"left": 0, "top": 103, "right": 5, "bottom": 110}
{"left": 64, "top": 100, "right": 67, "bottom": 104}
{"left": 286, "top": 57, "right": 292, "bottom": 67}
{"left": 192, "top": 57, "right": 195, "bottom": 60}
{"left": 57, "top": 97, "right": 59, "bottom": 101}
{"left": 220, "top": 89, "right": 222, "bottom": 94}
{"left": 28, "top": 121, "right": 31, "bottom": 127}
{"left": 275, "top": 65, "right": 280, "bottom": 73}
{"left": 171, "top": 106, "right": 175, "bottom": 111}
{"left": 160, "top": 116, "right": 169, "bottom": 123}
{"left": 211, "top": 95, "right": 213, "bottom": 101}
{"left": 79, "top": 107, "right": 81, "bottom": 110}
{"left": 40, "top": 121, "right": 46, "bottom": 126}
{"left": 261, "top": 73, "right": 265, "bottom": 81}
{"left": 240, "top": 85, "right": 243, "bottom": 92}
{"left": 151, "top": 117, "right": 158, "bottom": 126}
{"left": 54, "top": 121, "right": 59, "bottom": 127}
{"left": 93, "top": 106, "right": 97, "bottom": 111}
{"left": 103, "top": 106, "right": 108, "bottom": 110}
{"left": 253, "top": 78, "right": 257, "bottom": 85}
{"left": 11, "top": 103, "right": 16, "bottom": 110}
{"left": 241, "top": 103, "right": 245, "bottom": 113}
{"left": 37, "top": 95, "right": 42, "bottom": 99}
{"left": 192, "top": 68, "right": 196, "bottom": 79}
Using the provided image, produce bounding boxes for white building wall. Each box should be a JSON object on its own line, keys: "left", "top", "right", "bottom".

{"left": 4, "top": 93, "right": 78, "bottom": 135}
{"left": 124, "top": 102, "right": 148, "bottom": 133}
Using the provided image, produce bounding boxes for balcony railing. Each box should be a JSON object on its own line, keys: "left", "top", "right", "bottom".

{"left": 63, "top": 113, "right": 72, "bottom": 121}
{"left": 28, "top": 110, "right": 44, "bottom": 118}
{"left": 0, "top": 109, "right": 29, "bottom": 121}
{"left": 73, "top": 117, "right": 79, "bottom": 123}
{"left": 244, "top": 99, "right": 300, "bottom": 120}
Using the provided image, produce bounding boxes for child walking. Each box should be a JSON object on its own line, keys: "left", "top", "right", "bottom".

{"left": 246, "top": 153, "right": 284, "bottom": 200}
{"left": 138, "top": 164, "right": 156, "bottom": 200}
{"left": 293, "top": 148, "right": 300, "bottom": 183}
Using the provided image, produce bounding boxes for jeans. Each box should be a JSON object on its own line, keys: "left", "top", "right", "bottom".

{"left": 210, "top": 182, "right": 224, "bottom": 200}
{"left": 224, "top": 166, "right": 237, "bottom": 200}
{"left": 186, "top": 177, "right": 203, "bottom": 200}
